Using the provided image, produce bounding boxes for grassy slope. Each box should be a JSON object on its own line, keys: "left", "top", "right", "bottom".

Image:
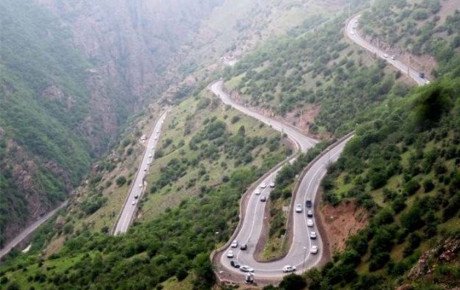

{"left": 140, "top": 90, "right": 288, "bottom": 221}
{"left": 0, "top": 88, "right": 289, "bottom": 289}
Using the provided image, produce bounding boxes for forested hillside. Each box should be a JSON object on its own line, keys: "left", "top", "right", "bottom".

{"left": 0, "top": 0, "right": 459, "bottom": 289}
{"left": 360, "top": 0, "right": 460, "bottom": 76}
{"left": 223, "top": 7, "right": 410, "bottom": 137}
{"left": 0, "top": 90, "right": 290, "bottom": 289}
{"left": 0, "top": 0, "right": 354, "bottom": 248}
{"left": 305, "top": 75, "right": 460, "bottom": 289}
{"left": 0, "top": 0, "right": 93, "bottom": 247}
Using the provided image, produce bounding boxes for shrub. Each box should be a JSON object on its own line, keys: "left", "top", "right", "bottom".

{"left": 116, "top": 176, "right": 127, "bottom": 187}
{"left": 369, "top": 252, "right": 390, "bottom": 271}
{"left": 404, "top": 179, "right": 420, "bottom": 195}
{"left": 279, "top": 274, "right": 307, "bottom": 290}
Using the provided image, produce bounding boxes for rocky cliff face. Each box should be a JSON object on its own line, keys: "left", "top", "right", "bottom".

{"left": 35, "top": 0, "right": 223, "bottom": 111}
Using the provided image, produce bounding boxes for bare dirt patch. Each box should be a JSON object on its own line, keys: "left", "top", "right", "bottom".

{"left": 319, "top": 199, "right": 368, "bottom": 254}
{"left": 44, "top": 235, "right": 66, "bottom": 258}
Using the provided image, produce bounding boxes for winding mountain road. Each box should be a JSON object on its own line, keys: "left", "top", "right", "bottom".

{"left": 346, "top": 15, "right": 430, "bottom": 86}
{"left": 211, "top": 81, "right": 317, "bottom": 152}
{"left": 114, "top": 110, "right": 168, "bottom": 235}
{"left": 0, "top": 201, "right": 67, "bottom": 261}
{"left": 210, "top": 81, "right": 353, "bottom": 282}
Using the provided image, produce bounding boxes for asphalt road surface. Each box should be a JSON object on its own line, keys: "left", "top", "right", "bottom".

{"left": 114, "top": 110, "right": 168, "bottom": 235}
{"left": 217, "top": 136, "right": 352, "bottom": 279}
{"left": 210, "top": 81, "right": 317, "bottom": 152}
{"left": 210, "top": 81, "right": 353, "bottom": 280}
{"left": 0, "top": 201, "right": 67, "bottom": 261}
{"left": 346, "top": 15, "right": 429, "bottom": 86}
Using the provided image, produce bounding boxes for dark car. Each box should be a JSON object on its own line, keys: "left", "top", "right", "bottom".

{"left": 230, "top": 260, "right": 241, "bottom": 268}
{"left": 240, "top": 243, "right": 248, "bottom": 250}
{"left": 419, "top": 72, "right": 425, "bottom": 78}
{"left": 306, "top": 199, "right": 312, "bottom": 208}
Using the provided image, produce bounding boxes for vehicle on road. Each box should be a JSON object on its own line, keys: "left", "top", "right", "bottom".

{"left": 383, "top": 53, "right": 389, "bottom": 58}
{"left": 260, "top": 182, "right": 267, "bottom": 189}
{"left": 269, "top": 182, "right": 275, "bottom": 188}
{"left": 255, "top": 189, "right": 261, "bottom": 195}
{"left": 240, "top": 265, "right": 254, "bottom": 272}
{"left": 230, "top": 260, "right": 240, "bottom": 268}
{"left": 134, "top": 194, "right": 139, "bottom": 199}
{"left": 295, "top": 204, "right": 303, "bottom": 213}
{"left": 307, "top": 210, "right": 313, "bottom": 217}
{"left": 419, "top": 72, "right": 425, "bottom": 78}
{"left": 307, "top": 219, "right": 314, "bottom": 227}
{"left": 245, "top": 273, "right": 254, "bottom": 284}
{"left": 226, "top": 250, "right": 234, "bottom": 258}
{"left": 231, "top": 240, "right": 238, "bottom": 248}
{"left": 260, "top": 196, "right": 267, "bottom": 202}
{"left": 282, "top": 265, "right": 296, "bottom": 273}
{"left": 131, "top": 200, "right": 136, "bottom": 205}
{"left": 391, "top": 55, "right": 396, "bottom": 60}
{"left": 310, "top": 231, "right": 317, "bottom": 239}
{"left": 306, "top": 199, "right": 312, "bottom": 208}
{"left": 139, "top": 184, "right": 143, "bottom": 188}
{"left": 240, "top": 243, "right": 248, "bottom": 250}
{"left": 310, "top": 245, "right": 319, "bottom": 254}
{"left": 148, "top": 154, "right": 152, "bottom": 158}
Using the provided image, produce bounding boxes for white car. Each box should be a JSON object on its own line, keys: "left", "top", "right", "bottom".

{"left": 226, "top": 250, "right": 234, "bottom": 258}
{"left": 240, "top": 265, "right": 254, "bottom": 273}
{"left": 282, "top": 265, "right": 296, "bottom": 273}
{"left": 295, "top": 204, "right": 303, "bottom": 213}
{"left": 139, "top": 184, "right": 143, "bottom": 188}
{"left": 391, "top": 55, "right": 396, "bottom": 60}
{"left": 310, "top": 245, "right": 319, "bottom": 254}
{"left": 131, "top": 200, "right": 136, "bottom": 205}
{"left": 269, "top": 182, "right": 275, "bottom": 188}
{"left": 307, "top": 210, "right": 313, "bottom": 217}
{"left": 148, "top": 154, "right": 152, "bottom": 158}
{"left": 307, "top": 219, "right": 314, "bottom": 227}
{"left": 231, "top": 240, "right": 238, "bottom": 248}
{"left": 310, "top": 231, "right": 317, "bottom": 239}
{"left": 255, "top": 189, "right": 261, "bottom": 195}
{"left": 260, "top": 182, "right": 267, "bottom": 189}
{"left": 383, "top": 53, "right": 389, "bottom": 58}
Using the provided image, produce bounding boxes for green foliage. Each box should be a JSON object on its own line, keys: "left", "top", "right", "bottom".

{"left": 278, "top": 274, "right": 307, "bottom": 290}
{"left": 0, "top": 0, "right": 94, "bottom": 242}
{"left": 115, "top": 176, "right": 127, "bottom": 187}
{"left": 0, "top": 162, "right": 268, "bottom": 289}
{"left": 225, "top": 13, "right": 406, "bottom": 135}
{"left": 361, "top": 0, "right": 459, "bottom": 76}
{"left": 320, "top": 75, "right": 460, "bottom": 287}
{"left": 80, "top": 194, "right": 108, "bottom": 216}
